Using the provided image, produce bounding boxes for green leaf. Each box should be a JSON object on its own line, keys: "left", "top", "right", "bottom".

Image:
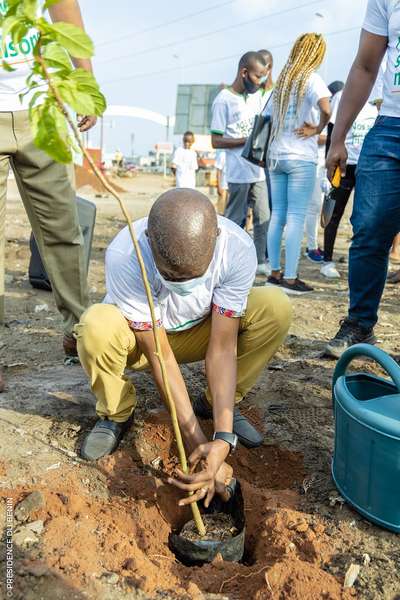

{"left": 22, "top": 0, "right": 38, "bottom": 21}
{"left": 31, "top": 100, "right": 72, "bottom": 163}
{"left": 10, "top": 20, "right": 30, "bottom": 45}
{"left": 47, "top": 21, "right": 93, "bottom": 58}
{"left": 69, "top": 69, "right": 107, "bottom": 115}
{"left": 2, "top": 0, "right": 19, "bottom": 17}
{"left": 27, "top": 89, "right": 45, "bottom": 107}
{"left": 43, "top": 41, "right": 72, "bottom": 72}
{"left": 91, "top": 90, "right": 106, "bottom": 116}
{"left": 1, "top": 15, "right": 21, "bottom": 49}
{"left": 69, "top": 68, "right": 99, "bottom": 90}
{"left": 43, "top": 0, "right": 61, "bottom": 9}
{"left": 56, "top": 80, "right": 95, "bottom": 115}
{"left": 2, "top": 60, "right": 16, "bottom": 72}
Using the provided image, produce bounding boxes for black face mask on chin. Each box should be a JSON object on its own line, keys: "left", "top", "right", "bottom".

{"left": 243, "top": 75, "right": 260, "bottom": 95}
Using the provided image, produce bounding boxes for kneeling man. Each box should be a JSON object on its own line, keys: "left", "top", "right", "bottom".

{"left": 76, "top": 189, "right": 291, "bottom": 502}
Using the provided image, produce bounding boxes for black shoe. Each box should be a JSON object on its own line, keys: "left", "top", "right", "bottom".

{"left": 281, "top": 278, "right": 313, "bottom": 295}
{"left": 325, "top": 318, "right": 377, "bottom": 359}
{"left": 192, "top": 396, "right": 263, "bottom": 448}
{"left": 265, "top": 275, "right": 282, "bottom": 288}
{"left": 387, "top": 270, "right": 400, "bottom": 284}
{"left": 80, "top": 416, "right": 133, "bottom": 461}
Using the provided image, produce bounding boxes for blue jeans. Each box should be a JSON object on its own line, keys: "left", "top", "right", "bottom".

{"left": 267, "top": 159, "right": 317, "bottom": 279}
{"left": 349, "top": 115, "right": 400, "bottom": 329}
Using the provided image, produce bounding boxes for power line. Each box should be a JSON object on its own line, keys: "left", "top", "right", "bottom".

{"left": 100, "top": 26, "right": 360, "bottom": 87}
{"left": 96, "top": 0, "right": 326, "bottom": 66}
{"left": 96, "top": 0, "right": 237, "bottom": 49}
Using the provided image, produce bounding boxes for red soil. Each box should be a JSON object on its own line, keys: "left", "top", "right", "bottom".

{"left": 3, "top": 409, "right": 356, "bottom": 599}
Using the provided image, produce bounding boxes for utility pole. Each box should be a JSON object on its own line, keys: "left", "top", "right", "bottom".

{"left": 130, "top": 133, "right": 135, "bottom": 159}
{"left": 100, "top": 117, "right": 104, "bottom": 160}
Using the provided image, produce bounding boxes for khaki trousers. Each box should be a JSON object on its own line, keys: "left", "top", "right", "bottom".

{"left": 75, "top": 287, "right": 292, "bottom": 422}
{"left": 0, "top": 111, "right": 88, "bottom": 334}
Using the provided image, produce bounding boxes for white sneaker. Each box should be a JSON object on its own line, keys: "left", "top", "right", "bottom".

{"left": 256, "top": 262, "right": 271, "bottom": 277}
{"left": 320, "top": 262, "right": 341, "bottom": 279}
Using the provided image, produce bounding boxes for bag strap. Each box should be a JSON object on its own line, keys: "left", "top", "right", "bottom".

{"left": 260, "top": 88, "right": 273, "bottom": 115}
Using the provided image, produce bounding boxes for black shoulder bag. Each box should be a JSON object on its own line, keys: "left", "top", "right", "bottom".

{"left": 241, "top": 94, "right": 272, "bottom": 168}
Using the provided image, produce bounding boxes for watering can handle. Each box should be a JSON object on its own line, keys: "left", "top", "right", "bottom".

{"left": 333, "top": 344, "right": 400, "bottom": 391}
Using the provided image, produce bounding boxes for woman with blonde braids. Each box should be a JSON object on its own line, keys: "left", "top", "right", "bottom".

{"left": 266, "top": 33, "right": 331, "bottom": 294}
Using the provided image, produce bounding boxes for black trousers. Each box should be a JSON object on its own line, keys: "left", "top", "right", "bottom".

{"left": 323, "top": 163, "right": 356, "bottom": 262}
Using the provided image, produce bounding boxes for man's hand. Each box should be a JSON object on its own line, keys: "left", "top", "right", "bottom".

{"left": 78, "top": 115, "right": 97, "bottom": 132}
{"left": 168, "top": 440, "right": 233, "bottom": 507}
{"left": 326, "top": 142, "right": 348, "bottom": 182}
{"left": 294, "top": 122, "right": 318, "bottom": 139}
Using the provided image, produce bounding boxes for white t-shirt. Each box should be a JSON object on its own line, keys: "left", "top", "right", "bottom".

{"left": 0, "top": 2, "right": 42, "bottom": 111}
{"left": 330, "top": 91, "right": 378, "bottom": 164}
{"left": 363, "top": 0, "right": 400, "bottom": 118}
{"left": 103, "top": 216, "right": 257, "bottom": 333}
{"left": 330, "top": 91, "right": 342, "bottom": 124}
{"left": 268, "top": 72, "right": 331, "bottom": 163}
{"left": 370, "top": 54, "right": 388, "bottom": 102}
{"left": 211, "top": 88, "right": 266, "bottom": 184}
{"left": 215, "top": 151, "right": 228, "bottom": 190}
{"left": 171, "top": 147, "right": 198, "bottom": 189}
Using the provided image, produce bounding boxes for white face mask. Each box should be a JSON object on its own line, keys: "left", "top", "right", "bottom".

{"left": 157, "top": 269, "right": 208, "bottom": 296}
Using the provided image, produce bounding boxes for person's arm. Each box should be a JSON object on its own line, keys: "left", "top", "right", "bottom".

{"left": 168, "top": 312, "right": 239, "bottom": 506}
{"left": 48, "top": 0, "right": 97, "bottom": 132}
{"left": 216, "top": 168, "right": 224, "bottom": 197}
{"left": 326, "top": 30, "right": 387, "bottom": 179}
{"left": 211, "top": 133, "right": 247, "bottom": 149}
{"left": 135, "top": 327, "right": 206, "bottom": 452}
{"left": 135, "top": 327, "right": 233, "bottom": 507}
{"left": 206, "top": 310, "right": 239, "bottom": 433}
{"left": 295, "top": 97, "right": 331, "bottom": 138}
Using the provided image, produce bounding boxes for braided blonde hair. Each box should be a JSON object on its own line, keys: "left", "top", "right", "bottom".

{"left": 270, "top": 33, "right": 326, "bottom": 144}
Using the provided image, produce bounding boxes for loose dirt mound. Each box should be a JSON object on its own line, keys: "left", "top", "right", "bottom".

{"left": 2, "top": 409, "right": 355, "bottom": 599}
{"left": 75, "top": 165, "right": 126, "bottom": 194}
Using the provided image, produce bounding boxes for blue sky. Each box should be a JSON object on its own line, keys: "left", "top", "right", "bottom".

{"left": 81, "top": 0, "right": 368, "bottom": 155}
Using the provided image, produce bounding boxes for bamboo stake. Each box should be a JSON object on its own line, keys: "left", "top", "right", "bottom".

{"left": 38, "top": 55, "right": 206, "bottom": 537}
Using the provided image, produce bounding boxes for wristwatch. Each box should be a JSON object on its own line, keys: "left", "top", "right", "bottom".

{"left": 212, "top": 431, "right": 238, "bottom": 454}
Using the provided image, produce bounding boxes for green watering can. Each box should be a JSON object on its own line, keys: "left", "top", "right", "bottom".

{"left": 332, "top": 344, "right": 400, "bottom": 533}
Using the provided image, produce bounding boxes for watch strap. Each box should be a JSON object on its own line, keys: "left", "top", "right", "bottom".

{"left": 213, "top": 431, "right": 238, "bottom": 453}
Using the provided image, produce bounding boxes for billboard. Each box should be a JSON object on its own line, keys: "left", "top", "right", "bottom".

{"left": 174, "top": 84, "right": 223, "bottom": 135}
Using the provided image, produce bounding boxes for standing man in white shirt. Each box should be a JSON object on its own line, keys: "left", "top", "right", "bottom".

{"left": 210, "top": 52, "right": 270, "bottom": 276}
{"left": 171, "top": 131, "right": 198, "bottom": 189}
{"left": 326, "top": 0, "right": 400, "bottom": 358}
{"left": 0, "top": 0, "right": 97, "bottom": 393}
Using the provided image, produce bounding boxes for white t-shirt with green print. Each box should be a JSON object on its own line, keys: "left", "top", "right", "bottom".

{"left": 0, "top": 0, "right": 41, "bottom": 111}
{"left": 211, "top": 88, "right": 266, "bottom": 184}
{"left": 363, "top": 0, "right": 400, "bottom": 118}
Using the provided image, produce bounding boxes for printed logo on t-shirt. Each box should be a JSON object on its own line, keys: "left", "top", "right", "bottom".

{"left": 232, "top": 114, "right": 255, "bottom": 137}
{"left": 0, "top": 0, "right": 40, "bottom": 66}
{"left": 350, "top": 117, "right": 376, "bottom": 144}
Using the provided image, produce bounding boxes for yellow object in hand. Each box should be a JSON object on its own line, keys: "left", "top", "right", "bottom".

{"left": 332, "top": 167, "right": 342, "bottom": 189}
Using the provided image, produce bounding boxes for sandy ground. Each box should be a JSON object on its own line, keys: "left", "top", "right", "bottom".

{"left": 0, "top": 173, "right": 399, "bottom": 600}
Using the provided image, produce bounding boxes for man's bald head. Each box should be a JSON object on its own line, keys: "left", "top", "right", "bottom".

{"left": 147, "top": 189, "right": 218, "bottom": 280}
